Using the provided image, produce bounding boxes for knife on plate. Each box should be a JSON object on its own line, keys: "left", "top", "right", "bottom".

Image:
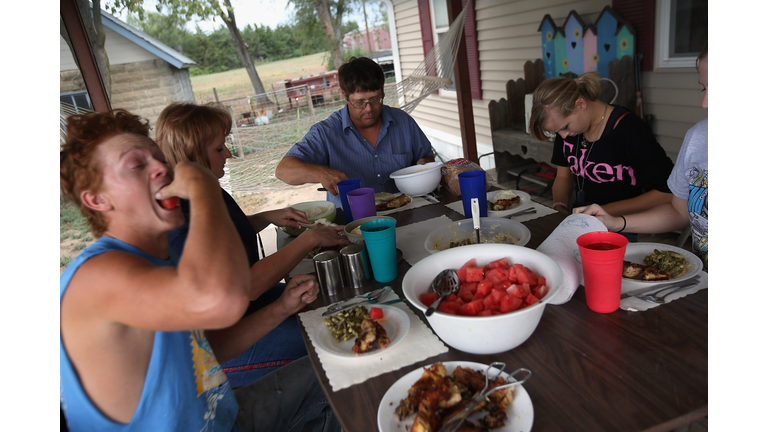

{"left": 620, "top": 277, "right": 700, "bottom": 299}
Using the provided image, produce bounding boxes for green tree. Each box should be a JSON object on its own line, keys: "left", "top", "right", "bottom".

{"left": 126, "top": 11, "right": 193, "bottom": 54}
{"left": 289, "top": 0, "right": 352, "bottom": 70}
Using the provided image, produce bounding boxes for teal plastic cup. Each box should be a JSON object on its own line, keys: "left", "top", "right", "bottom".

{"left": 360, "top": 218, "right": 398, "bottom": 283}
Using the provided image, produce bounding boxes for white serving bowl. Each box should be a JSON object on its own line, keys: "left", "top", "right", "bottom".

{"left": 343, "top": 215, "right": 396, "bottom": 245}
{"left": 402, "top": 244, "right": 563, "bottom": 354}
{"left": 389, "top": 161, "right": 443, "bottom": 196}
{"left": 424, "top": 217, "right": 531, "bottom": 254}
{"left": 282, "top": 201, "right": 336, "bottom": 236}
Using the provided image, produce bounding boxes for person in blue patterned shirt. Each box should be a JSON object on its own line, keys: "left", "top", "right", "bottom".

{"left": 276, "top": 56, "right": 435, "bottom": 207}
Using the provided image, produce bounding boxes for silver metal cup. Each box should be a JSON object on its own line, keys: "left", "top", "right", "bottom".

{"left": 340, "top": 244, "right": 370, "bottom": 289}
{"left": 313, "top": 251, "right": 345, "bottom": 296}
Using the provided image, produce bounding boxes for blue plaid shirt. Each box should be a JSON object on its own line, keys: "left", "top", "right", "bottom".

{"left": 284, "top": 105, "right": 433, "bottom": 207}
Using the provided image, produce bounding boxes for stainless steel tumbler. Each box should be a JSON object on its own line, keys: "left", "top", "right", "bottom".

{"left": 340, "top": 244, "right": 370, "bottom": 289}
{"left": 313, "top": 251, "right": 345, "bottom": 296}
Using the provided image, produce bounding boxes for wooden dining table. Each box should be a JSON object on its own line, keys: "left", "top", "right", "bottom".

{"left": 298, "top": 190, "right": 708, "bottom": 432}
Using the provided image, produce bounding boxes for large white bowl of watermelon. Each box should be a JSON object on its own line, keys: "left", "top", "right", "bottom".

{"left": 402, "top": 243, "right": 563, "bottom": 354}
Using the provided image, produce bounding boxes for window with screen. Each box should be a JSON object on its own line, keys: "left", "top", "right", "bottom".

{"left": 659, "top": 0, "right": 707, "bottom": 67}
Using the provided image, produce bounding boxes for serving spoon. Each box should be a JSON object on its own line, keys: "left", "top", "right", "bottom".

{"left": 425, "top": 269, "right": 460, "bottom": 316}
{"left": 471, "top": 198, "right": 481, "bottom": 245}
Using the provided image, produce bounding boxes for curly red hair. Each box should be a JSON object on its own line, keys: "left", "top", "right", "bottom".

{"left": 60, "top": 109, "right": 150, "bottom": 237}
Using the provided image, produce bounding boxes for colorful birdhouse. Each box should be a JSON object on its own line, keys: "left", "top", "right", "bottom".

{"left": 582, "top": 25, "right": 598, "bottom": 73}
{"left": 616, "top": 22, "right": 635, "bottom": 60}
{"left": 564, "top": 11, "right": 586, "bottom": 75}
{"left": 538, "top": 15, "right": 558, "bottom": 79}
{"left": 554, "top": 29, "right": 567, "bottom": 76}
{"left": 595, "top": 7, "right": 620, "bottom": 78}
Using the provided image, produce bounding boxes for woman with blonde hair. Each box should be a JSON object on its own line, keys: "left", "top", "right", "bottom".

{"left": 576, "top": 44, "right": 708, "bottom": 270}
{"left": 156, "top": 102, "right": 349, "bottom": 386}
{"left": 529, "top": 71, "right": 674, "bottom": 240}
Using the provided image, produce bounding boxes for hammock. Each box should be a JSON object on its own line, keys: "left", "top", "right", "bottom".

{"left": 384, "top": 0, "right": 472, "bottom": 113}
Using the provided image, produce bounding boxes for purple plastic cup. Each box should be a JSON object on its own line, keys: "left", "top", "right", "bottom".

{"left": 337, "top": 178, "right": 362, "bottom": 223}
{"left": 347, "top": 188, "right": 377, "bottom": 221}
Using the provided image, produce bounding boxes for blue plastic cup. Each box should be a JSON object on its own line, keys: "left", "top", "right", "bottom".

{"left": 458, "top": 170, "right": 488, "bottom": 218}
{"left": 337, "top": 178, "right": 362, "bottom": 223}
{"left": 360, "top": 219, "right": 398, "bottom": 283}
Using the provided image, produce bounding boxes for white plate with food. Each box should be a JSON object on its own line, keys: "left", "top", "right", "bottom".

{"left": 623, "top": 242, "right": 703, "bottom": 285}
{"left": 314, "top": 304, "right": 410, "bottom": 358}
{"left": 487, "top": 190, "right": 531, "bottom": 217}
{"left": 377, "top": 361, "right": 534, "bottom": 432}
{"left": 376, "top": 192, "right": 414, "bottom": 213}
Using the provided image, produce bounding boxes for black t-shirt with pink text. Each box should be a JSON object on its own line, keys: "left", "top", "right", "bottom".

{"left": 551, "top": 106, "right": 673, "bottom": 207}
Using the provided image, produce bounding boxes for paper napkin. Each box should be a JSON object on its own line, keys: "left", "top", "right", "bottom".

{"left": 298, "top": 291, "right": 448, "bottom": 392}
{"left": 395, "top": 215, "right": 454, "bottom": 266}
{"left": 377, "top": 195, "right": 432, "bottom": 215}
{"left": 620, "top": 271, "right": 708, "bottom": 312}
{"left": 535, "top": 214, "right": 607, "bottom": 304}
{"left": 445, "top": 200, "right": 557, "bottom": 222}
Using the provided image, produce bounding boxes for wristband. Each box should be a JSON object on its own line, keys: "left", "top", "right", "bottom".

{"left": 553, "top": 202, "right": 568, "bottom": 210}
{"left": 617, "top": 215, "right": 627, "bottom": 233}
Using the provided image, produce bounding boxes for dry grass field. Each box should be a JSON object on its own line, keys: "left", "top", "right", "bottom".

{"left": 192, "top": 52, "right": 330, "bottom": 102}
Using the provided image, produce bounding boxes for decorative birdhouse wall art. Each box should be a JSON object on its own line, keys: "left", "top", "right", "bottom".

{"left": 538, "top": 6, "right": 635, "bottom": 79}
{"left": 538, "top": 15, "right": 558, "bottom": 79}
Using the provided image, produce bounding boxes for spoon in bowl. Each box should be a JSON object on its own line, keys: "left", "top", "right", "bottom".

{"left": 425, "top": 269, "right": 461, "bottom": 316}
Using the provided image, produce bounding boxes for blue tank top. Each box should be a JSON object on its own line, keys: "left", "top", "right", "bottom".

{"left": 60, "top": 237, "right": 240, "bottom": 432}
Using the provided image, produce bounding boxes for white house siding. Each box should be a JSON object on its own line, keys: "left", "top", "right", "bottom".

{"left": 390, "top": 0, "right": 706, "bottom": 168}
{"left": 60, "top": 26, "right": 160, "bottom": 72}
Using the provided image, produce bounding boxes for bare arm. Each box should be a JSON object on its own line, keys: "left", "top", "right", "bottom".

{"left": 246, "top": 226, "right": 349, "bottom": 299}
{"left": 247, "top": 207, "right": 312, "bottom": 233}
{"left": 206, "top": 274, "right": 319, "bottom": 363}
{"left": 65, "top": 162, "right": 251, "bottom": 332}
{"left": 600, "top": 189, "right": 673, "bottom": 217}
{"left": 275, "top": 156, "right": 349, "bottom": 195}
{"left": 552, "top": 166, "right": 574, "bottom": 214}
{"left": 574, "top": 194, "right": 689, "bottom": 233}
{"left": 416, "top": 156, "right": 436, "bottom": 164}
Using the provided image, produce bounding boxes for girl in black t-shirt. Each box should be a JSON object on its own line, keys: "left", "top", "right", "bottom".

{"left": 528, "top": 72, "right": 674, "bottom": 221}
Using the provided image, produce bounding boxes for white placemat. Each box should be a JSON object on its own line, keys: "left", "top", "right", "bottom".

{"left": 535, "top": 214, "right": 607, "bottom": 304}
{"left": 445, "top": 200, "right": 557, "bottom": 222}
{"left": 395, "top": 215, "right": 453, "bottom": 267}
{"left": 298, "top": 291, "right": 448, "bottom": 392}
{"left": 620, "top": 271, "right": 708, "bottom": 312}
{"left": 377, "top": 195, "right": 432, "bottom": 215}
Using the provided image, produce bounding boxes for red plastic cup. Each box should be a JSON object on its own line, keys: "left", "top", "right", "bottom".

{"left": 576, "top": 231, "right": 629, "bottom": 313}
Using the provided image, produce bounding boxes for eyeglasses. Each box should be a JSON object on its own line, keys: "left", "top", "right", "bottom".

{"left": 347, "top": 97, "right": 384, "bottom": 110}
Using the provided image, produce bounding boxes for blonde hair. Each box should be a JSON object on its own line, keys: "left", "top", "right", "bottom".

{"left": 155, "top": 102, "right": 232, "bottom": 170}
{"left": 528, "top": 72, "right": 602, "bottom": 141}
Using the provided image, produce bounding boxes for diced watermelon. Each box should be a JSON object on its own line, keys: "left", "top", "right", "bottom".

{"left": 513, "top": 264, "right": 538, "bottom": 286}
{"left": 465, "top": 267, "right": 485, "bottom": 282}
{"left": 460, "top": 282, "right": 478, "bottom": 294}
{"left": 499, "top": 295, "right": 523, "bottom": 313}
{"left": 458, "top": 286, "right": 475, "bottom": 303}
{"left": 493, "top": 280, "right": 512, "bottom": 291}
{"left": 532, "top": 284, "right": 549, "bottom": 299}
{"left": 460, "top": 259, "right": 477, "bottom": 269}
{"left": 489, "top": 289, "right": 508, "bottom": 304}
{"left": 486, "top": 268, "right": 510, "bottom": 283}
{"left": 477, "top": 310, "right": 494, "bottom": 316}
{"left": 482, "top": 294, "right": 498, "bottom": 310}
{"left": 507, "top": 269, "right": 518, "bottom": 284}
{"left": 506, "top": 283, "right": 531, "bottom": 299}
{"left": 445, "top": 294, "right": 460, "bottom": 303}
{"left": 456, "top": 267, "right": 468, "bottom": 283}
{"left": 487, "top": 258, "right": 510, "bottom": 269}
{"left": 438, "top": 301, "right": 462, "bottom": 313}
{"left": 369, "top": 307, "right": 384, "bottom": 320}
{"left": 525, "top": 294, "right": 540, "bottom": 305}
{"left": 420, "top": 292, "right": 439, "bottom": 307}
{"left": 476, "top": 280, "right": 493, "bottom": 298}
{"left": 458, "top": 300, "right": 484, "bottom": 316}
{"left": 537, "top": 277, "right": 547, "bottom": 288}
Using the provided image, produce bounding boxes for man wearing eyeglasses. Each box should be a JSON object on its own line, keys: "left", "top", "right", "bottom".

{"left": 276, "top": 56, "right": 434, "bottom": 207}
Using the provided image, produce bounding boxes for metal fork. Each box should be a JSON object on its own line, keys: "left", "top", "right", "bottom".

{"left": 642, "top": 280, "right": 700, "bottom": 303}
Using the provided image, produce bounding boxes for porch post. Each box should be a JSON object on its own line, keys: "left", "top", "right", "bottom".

{"left": 60, "top": 0, "right": 112, "bottom": 112}
{"left": 448, "top": 0, "right": 478, "bottom": 163}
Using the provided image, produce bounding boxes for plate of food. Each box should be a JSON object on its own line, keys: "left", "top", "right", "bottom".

{"left": 486, "top": 190, "right": 531, "bottom": 217}
{"left": 314, "top": 304, "right": 410, "bottom": 358}
{"left": 377, "top": 361, "right": 534, "bottom": 432}
{"left": 622, "top": 242, "right": 703, "bottom": 284}
{"left": 375, "top": 192, "right": 412, "bottom": 212}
